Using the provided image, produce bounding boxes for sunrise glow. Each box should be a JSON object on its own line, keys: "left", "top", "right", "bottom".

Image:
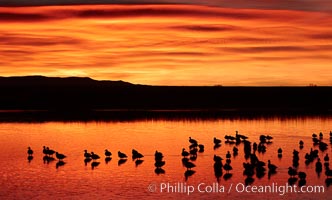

{"left": 0, "top": 4, "right": 331, "bottom": 85}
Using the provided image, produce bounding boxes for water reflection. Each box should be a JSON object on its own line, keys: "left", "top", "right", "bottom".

{"left": 135, "top": 159, "right": 144, "bottom": 167}
{"left": 91, "top": 161, "right": 100, "bottom": 170}
{"left": 1, "top": 116, "right": 332, "bottom": 199}
{"left": 27, "top": 156, "right": 33, "bottom": 163}
{"left": 118, "top": 159, "right": 127, "bottom": 166}
{"left": 56, "top": 161, "right": 66, "bottom": 169}
{"left": 154, "top": 150, "right": 166, "bottom": 175}
{"left": 43, "top": 155, "right": 55, "bottom": 164}
{"left": 105, "top": 157, "right": 112, "bottom": 164}
{"left": 184, "top": 170, "right": 195, "bottom": 181}
{"left": 84, "top": 158, "right": 92, "bottom": 166}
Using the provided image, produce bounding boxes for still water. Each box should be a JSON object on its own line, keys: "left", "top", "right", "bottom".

{"left": 0, "top": 116, "right": 331, "bottom": 199}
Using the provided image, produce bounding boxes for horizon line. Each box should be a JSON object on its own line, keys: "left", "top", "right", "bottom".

{"left": 0, "top": 75, "right": 329, "bottom": 87}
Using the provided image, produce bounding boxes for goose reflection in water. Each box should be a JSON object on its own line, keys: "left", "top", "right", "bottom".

{"left": 43, "top": 155, "right": 55, "bottom": 164}
{"left": 245, "top": 176, "right": 254, "bottom": 185}
{"left": 84, "top": 157, "right": 92, "bottom": 166}
{"left": 326, "top": 178, "right": 332, "bottom": 187}
{"left": 27, "top": 147, "right": 33, "bottom": 156}
{"left": 27, "top": 155, "right": 33, "bottom": 163}
{"left": 184, "top": 170, "right": 195, "bottom": 181}
{"left": 105, "top": 157, "right": 112, "bottom": 164}
{"left": 27, "top": 147, "right": 34, "bottom": 162}
{"left": 155, "top": 168, "right": 165, "bottom": 175}
{"left": 56, "top": 160, "right": 66, "bottom": 169}
{"left": 223, "top": 173, "right": 232, "bottom": 181}
{"left": 135, "top": 159, "right": 144, "bottom": 167}
{"left": 22, "top": 129, "right": 332, "bottom": 191}
{"left": 154, "top": 150, "right": 166, "bottom": 175}
{"left": 118, "top": 159, "right": 127, "bottom": 166}
{"left": 91, "top": 161, "right": 100, "bottom": 170}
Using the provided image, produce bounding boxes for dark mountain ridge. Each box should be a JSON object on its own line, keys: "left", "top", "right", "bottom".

{"left": 0, "top": 76, "right": 331, "bottom": 114}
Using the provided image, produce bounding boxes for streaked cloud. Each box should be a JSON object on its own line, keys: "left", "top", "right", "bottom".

{"left": 1, "top": 0, "right": 332, "bottom": 12}
{"left": 0, "top": 5, "right": 331, "bottom": 86}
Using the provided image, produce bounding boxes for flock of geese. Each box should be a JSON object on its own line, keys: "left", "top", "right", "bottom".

{"left": 27, "top": 130, "right": 332, "bottom": 186}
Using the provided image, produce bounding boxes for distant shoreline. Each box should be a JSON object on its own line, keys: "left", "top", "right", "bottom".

{"left": 0, "top": 76, "right": 331, "bottom": 121}
{"left": 0, "top": 109, "right": 331, "bottom": 122}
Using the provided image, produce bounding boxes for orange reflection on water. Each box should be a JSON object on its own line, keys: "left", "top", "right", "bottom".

{"left": 0, "top": 117, "right": 331, "bottom": 199}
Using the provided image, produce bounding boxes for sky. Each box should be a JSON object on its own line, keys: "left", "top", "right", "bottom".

{"left": 0, "top": 1, "right": 332, "bottom": 86}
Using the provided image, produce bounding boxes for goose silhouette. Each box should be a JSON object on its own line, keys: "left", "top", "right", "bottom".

{"left": 84, "top": 150, "right": 91, "bottom": 158}
{"left": 233, "top": 147, "right": 238, "bottom": 155}
{"left": 189, "top": 144, "right": 198, "bottom": 151}
{"left": 325, "top": 167, "right": 332, "bottom": 177}
{"left": 183, "top": 160, "right": 196, "bottom": 170}
{"left": 189, "top": 137, "right": 197, "bottom": 144}
{"left": 132, "top": 149, "right": 139, "bottom": 156}
{"left": 56, "top": 152, "right": 66, "bottom": 161}
{"left": 214, "top": 155, "right": 223, "bottom": 162}
{"left": 299, "top": 140, "right": 304, "bottom": 146}
{"left": 118, "top": 151, "right": 127, "bottom": 159}
{"left": 266, "top": 135, "right": 273, "bottom": 141}
{"left": 27, "top": 147, "right": 33, "bottom": 156}
{"left": 189, "top": 148, "right": 197, "bottom": 156}
{"left": 316, "top": 158, "right": 323, "bottom": 173}
{"left": 313, "top": 137, "right": 319, "bottom": 144}
{"left": 319, "top": 142, "right": 328, "bottom": 151}
{"left": 223, "top": 163, "right": 232, "bottom": 173}
{"left": 288, "top": 167, "right": 297, "bottom": 177}
{"left": 256, "top": 166, "right": 266, "bottom": 179}
{"left": 43, "top": 146, "right": 48, "bottom": 155}
{"left": 235, "top": 131, "right": 248, "bottom": 140}
{"left": 324, "top": 154, "right": 330, "bottom": 162}
{"left": 213, "top": 137, "right": 221, "bottom": 145}
{"left": 198, "top": 144, "right": 204, "bottom": 152}
{"left": 226, "top": 151, "right": 231, "bottom": 159}
{"left": 181, "top": 148, "right": 189, "bottom": 158}
{"left": 105, "top": 149, "right": 112, "bottom": 157}
{"left": 132, "top": 150, "right": 144, "bottom": 160}
{"left": 154, "top": 151, "right": 163, "bottom": 161}
{"left": 46, "top": 147, "right": 55, "bottom": 157}
{"left": 253, "top": 142, "right": 258, "bottom": 152}
{"left": 298, "top": 172, "right": 307, "bottom": 180}
{"left": 268, "top": 160, "right": 277, "bottom": 172}
{"left": 91, "top": 152, "right": 100, "bottom": 160}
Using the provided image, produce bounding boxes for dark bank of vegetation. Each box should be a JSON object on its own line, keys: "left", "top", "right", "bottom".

{"left": 0, "top": 76, "right": 331, "bottom": 121}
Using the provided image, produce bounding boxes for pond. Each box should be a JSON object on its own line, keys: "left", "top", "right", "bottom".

{"left": 0, "top": 116, "right": 331, "bottom": 199}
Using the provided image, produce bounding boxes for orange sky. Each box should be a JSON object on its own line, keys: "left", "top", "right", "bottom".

{"left": 0, "top": 5, "right": 332, "bottom": 86}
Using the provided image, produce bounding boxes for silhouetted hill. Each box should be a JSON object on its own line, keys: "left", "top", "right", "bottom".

{"left": 0, "top": 76, "right": 133, "bottom": 87}
{"left": 0, "top": 76, "right": 331, "bottom": 115}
